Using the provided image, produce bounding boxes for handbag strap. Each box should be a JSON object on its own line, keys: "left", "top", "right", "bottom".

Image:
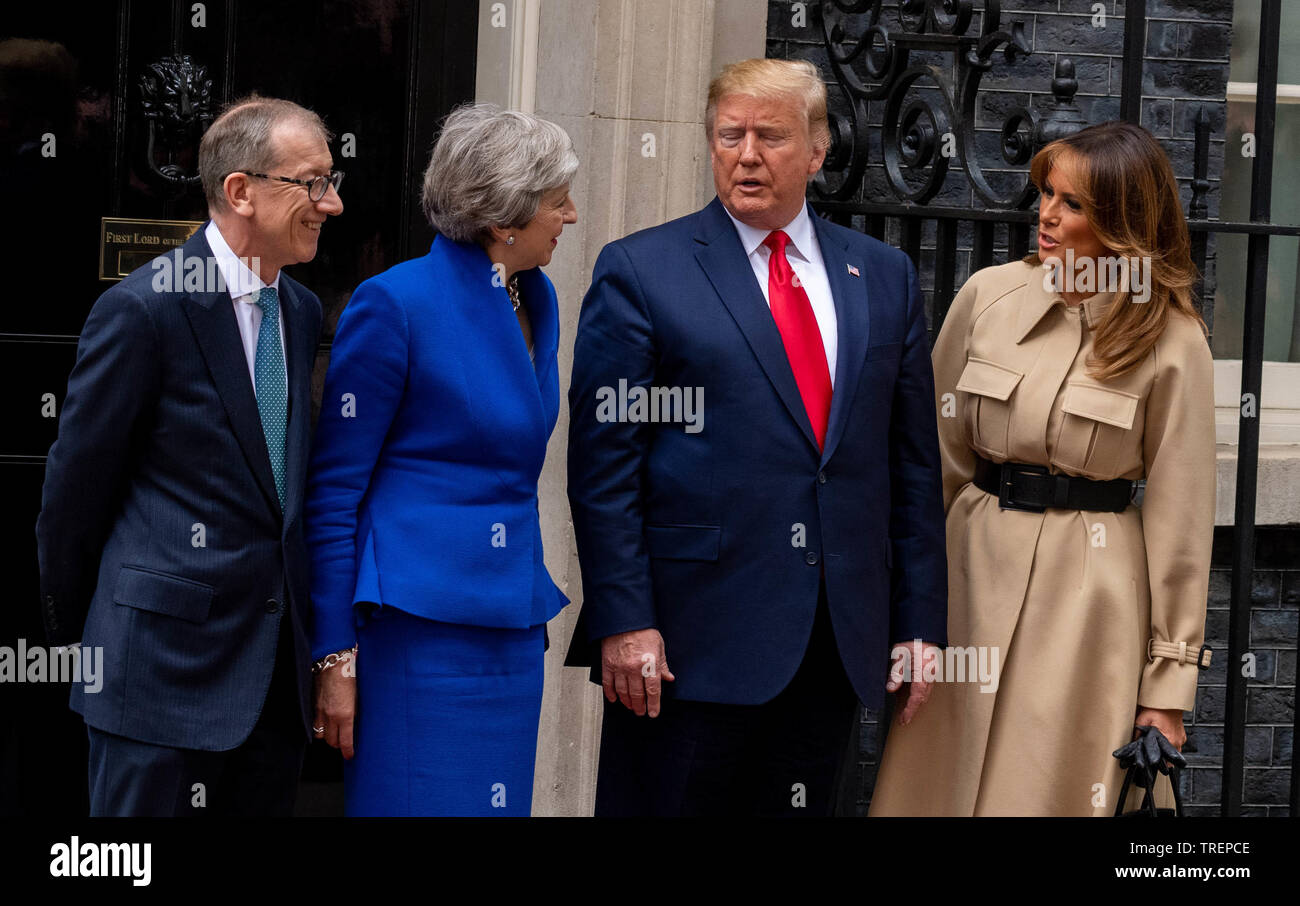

{"left": 1113, "top": 763, "right": 1185, "bottom": 816}
{"left": 1169, "top": 764, "right": 1185, "bottom": 816}
{"left": 1113, "top": 764, "right": 1137, "bottom": 816}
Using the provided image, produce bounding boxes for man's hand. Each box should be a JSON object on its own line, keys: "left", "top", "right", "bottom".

{"left": 314, "top": 665, "right": 356, "bottom": 759}
{"left": 885, "top": 639, "right": 942, "bottom": 726}
{"left": 600, "top": 628, "right": 675, "bottom": 717}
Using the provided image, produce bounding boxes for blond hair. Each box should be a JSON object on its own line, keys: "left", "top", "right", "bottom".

{"left": 705, "top": 58, "right": 830, "bottom": 150}
{"left": 1023, "top": 121, "right": 1206, "bottom": 381}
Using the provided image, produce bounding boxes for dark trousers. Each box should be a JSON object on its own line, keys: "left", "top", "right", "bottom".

{"left": 594, "top": 586, "right": 860, "bottom": 816}
{"left": 86, "top": 614, "right": 306, "bottom": 817}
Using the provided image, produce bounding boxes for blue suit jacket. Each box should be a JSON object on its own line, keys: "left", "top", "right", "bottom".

{"left": 36, "top": 227, "right": 320, "bottom": 750}
{"left": 565, "top": 198, "right": 947, "bottom": 709}
{"left": 306, "top": 236, "right": 568, "bottom": 660}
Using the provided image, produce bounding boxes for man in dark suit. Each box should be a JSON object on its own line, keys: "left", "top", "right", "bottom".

{"left": 35, "top": 96, "right": 343, "bottom": 816}
{"left": 566, "top": 59, "right": 947, "bottom": 815}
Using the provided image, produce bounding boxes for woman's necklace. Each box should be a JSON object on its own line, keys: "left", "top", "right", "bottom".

{"left": 506, "top": 275, "right": 521, "bottom": 311}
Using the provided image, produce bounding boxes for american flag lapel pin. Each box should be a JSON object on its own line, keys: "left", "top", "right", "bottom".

{"left": 847, "top": 263, "right": 860, "bottom": 277}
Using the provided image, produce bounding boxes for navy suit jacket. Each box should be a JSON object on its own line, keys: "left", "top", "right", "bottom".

{"left": 305, "top": 235, "right": 568, "bottom": 662}
{"left": 565, "top": 198, "right": 947, "bottom": 709}
{"left": 36, "top": 227, "right": 319, "bottom": 750}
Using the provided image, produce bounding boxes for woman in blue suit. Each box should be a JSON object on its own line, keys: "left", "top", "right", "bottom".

{"left": 306, "top": 104, "right": 578, "bottom": 816}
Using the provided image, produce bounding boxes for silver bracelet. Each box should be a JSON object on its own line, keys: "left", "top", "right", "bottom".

{"left": 312, "top": 644, "right": 357, "bottom": 675}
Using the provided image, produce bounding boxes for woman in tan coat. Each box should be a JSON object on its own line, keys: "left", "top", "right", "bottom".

{"left": 869, "top": 121, "right": 1215, "bottom": 816}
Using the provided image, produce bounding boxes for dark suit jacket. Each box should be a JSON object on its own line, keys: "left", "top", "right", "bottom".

{"left": 565, "top": 198, "right": 947, "bottom": 709}
{"left": 35, "top": 226, "right": 320, "bottom": 750}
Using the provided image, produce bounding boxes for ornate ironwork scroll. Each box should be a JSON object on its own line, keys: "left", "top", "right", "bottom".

{"left": 813, "top": 0, "right": 1087, "bottom": 208}
{"left": 138, "top": 54, "right": 214, "bottom": 188}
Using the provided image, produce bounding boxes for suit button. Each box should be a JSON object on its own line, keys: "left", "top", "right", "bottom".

{"left": 265, "top": 598, "right": 280, "bottom": 614}
{"left": 818, "top": 471, "right": 827, "bottom": 484}
{"left": 805, "top": 551, "right": 819, "bottom": 566}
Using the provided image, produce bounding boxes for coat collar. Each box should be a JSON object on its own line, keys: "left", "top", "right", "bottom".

{"left": 691, "top": 198, "right": 868, "bottom": 462}
{"left": 693, "top": 197, "right": 821, "bottom": 452}
{"left": 178, "top": 227, "right": 301, "bottom": 521}
{"left": 429, "top": 234, "right": 560, "bottom": 386}
{"left": 184, "top": 221, "right": 303, "bottom": 312}
{"left": 810, "top": 207, "right": 868, "bottom": 466}
{"left": 279, "top": 277, "right": 313, "bottom": 528}
{"left": 720, "top": 199, "right": 819, "bottom": 263}
{"left": 426, "top": 235, "right": 560, "bottom": 447}
{"left": 1015, "top": 258, "right": 1116, "bottom": 342}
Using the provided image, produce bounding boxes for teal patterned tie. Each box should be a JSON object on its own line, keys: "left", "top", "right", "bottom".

{"left": 254, "top": 287, "right": 287, "bottom": 509}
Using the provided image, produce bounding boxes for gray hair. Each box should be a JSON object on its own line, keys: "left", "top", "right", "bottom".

{"left": 422, "top": 103, "right": 579, "bottom": 243}
{"left": 199, "top": 95, "right": 332, "bottom": 212}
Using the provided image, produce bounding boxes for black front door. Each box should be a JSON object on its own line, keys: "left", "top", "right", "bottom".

{"left": 0, "top": 0, "right": 478, "bottom": 817}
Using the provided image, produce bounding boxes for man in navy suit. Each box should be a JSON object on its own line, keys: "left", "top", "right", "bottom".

{"left": 566, "top": 59, "right": 947, "bottom": 815}
{"left": 36, "top": 96, "right": 343, "bottom": 816}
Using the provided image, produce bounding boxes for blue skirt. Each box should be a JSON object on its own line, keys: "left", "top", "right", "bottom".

{"left": 344, "top": 606, "right": 545, "bottom": 816}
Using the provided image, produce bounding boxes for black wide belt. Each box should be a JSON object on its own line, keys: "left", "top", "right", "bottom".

{"left": 972, "top": 455, "right": 1145, "bottom": 513}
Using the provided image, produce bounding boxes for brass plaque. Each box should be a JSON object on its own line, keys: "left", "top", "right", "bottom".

{"left": 99, "top": 217, "right": 205, "bottom": 282}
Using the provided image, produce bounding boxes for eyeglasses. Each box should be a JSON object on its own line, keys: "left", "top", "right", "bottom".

{"left": 234, "top": 169, "right": 345, "bottom": 202}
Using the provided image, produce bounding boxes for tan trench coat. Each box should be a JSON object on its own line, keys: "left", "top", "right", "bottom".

{"left": 868, "top": 260, "right": 1216, "bottom": 816}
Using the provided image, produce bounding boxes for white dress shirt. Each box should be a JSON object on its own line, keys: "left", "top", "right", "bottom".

{"left": 204, "top": 220, "right": 287, "bottom": 396}
{"left": 723, "top": 202, "right": 838, "bottom": 387}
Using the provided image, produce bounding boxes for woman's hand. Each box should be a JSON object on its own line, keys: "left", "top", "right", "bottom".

{"left": 314, "top": 662, "right": 357, "bottom": 759}
{"left": 1134, "top": 706, "right": 1186, "bottom": 750}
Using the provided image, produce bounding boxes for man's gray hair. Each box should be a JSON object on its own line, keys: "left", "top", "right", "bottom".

{"left": 422, "top": 103, "right": 578, "bottom": 243}
{"left": 199, "top": 95, "right": 332, "bottom": 212}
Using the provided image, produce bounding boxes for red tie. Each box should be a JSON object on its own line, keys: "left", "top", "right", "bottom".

{"left": 763, "top": 230, "right": 832, "bottom": 449}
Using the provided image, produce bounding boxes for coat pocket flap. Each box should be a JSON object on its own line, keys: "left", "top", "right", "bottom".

{"left": 956, "top": 357, "right": 1023, "bottom": 401}
{"left": 645, "top": 524, "right": 721, "bottom": 561}
{"left": 113, "top": 566, "right": 214, "bottom": 623}
{"left": 1060, "top": 382, "right": 1139, "bottom": 429}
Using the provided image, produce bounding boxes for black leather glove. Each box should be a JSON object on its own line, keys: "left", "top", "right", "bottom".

{"left": 1113, "top": 724, "right": 1187, "bottom": 777}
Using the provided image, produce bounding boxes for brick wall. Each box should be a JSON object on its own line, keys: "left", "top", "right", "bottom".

{"left": 1183, "top": 527, "right": 1297, "bottom": 816}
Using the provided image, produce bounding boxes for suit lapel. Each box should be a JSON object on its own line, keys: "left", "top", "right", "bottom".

{"left": 519, "top": 265, "right": 561, "bottom": 429}
{"left": 279, "top": 277, "right": 311, "bottom": 529}
{"left": 813, "top": 210, "right": 870, "bottom": 465}
{"left": 445, "top": 237, "right": 550, "bottom": 446}
{"left": 179, "top": 231, "right": 282, "bottom": 520}
{"left": 693, "top": 198, "right": 820, "bottom": 453}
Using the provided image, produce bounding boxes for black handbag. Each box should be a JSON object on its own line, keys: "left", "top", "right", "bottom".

{"left": 1112, "top": 725, "right": 1186, "bottom": 817}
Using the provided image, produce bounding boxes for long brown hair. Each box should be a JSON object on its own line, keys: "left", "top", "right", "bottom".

{"left": 1023, "top": 121, "right": 1206, "bottom": 381}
